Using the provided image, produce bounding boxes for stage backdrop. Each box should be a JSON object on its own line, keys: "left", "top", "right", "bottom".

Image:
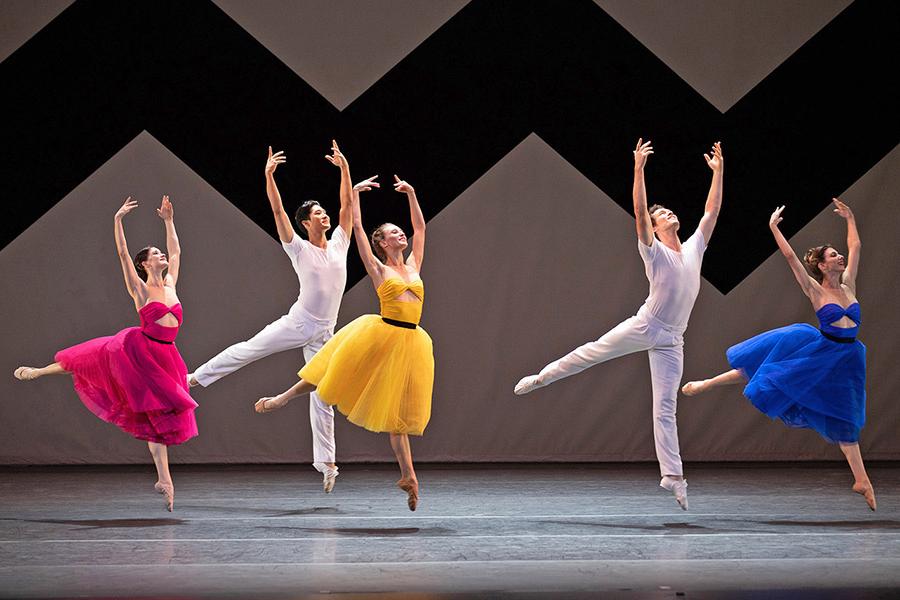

{"left": 1, "top": 0, "right": 898, "bottom": 464}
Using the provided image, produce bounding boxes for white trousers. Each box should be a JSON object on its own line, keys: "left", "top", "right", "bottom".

{"left": 538, "top": 307, "right": 685, "bottom": 477}
{"left": 192, "top": 311, "right": 337, "bottom": 470}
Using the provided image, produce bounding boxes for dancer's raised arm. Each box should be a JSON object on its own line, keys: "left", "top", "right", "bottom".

{"left": 325, "top": 140, "right": 354, "bottom": 235}
{"left": 265, "top": 146, "right": 295, "bottom": 243}
{"left": 351, "top": 176, "right": 383, "bottom": 281}
{"left": 156, "top": 195, "right": 181, "bottom": 286}
{"left": 833, "top": 197, "right": 860, "bottom": 292}
{"left": 769, "top": 206, "right": 818, "bottom": 299}
{"left": 632, "top": 138, "right": 655, "bottom": 246}
{"left": 114, "top": 197, "right": 146, "bottom": 302}
{"left": 698, "top": 141, "right": 724, "bottom": 242}
{"left": 394, "top": 175, "right": 425, "bottom": 271}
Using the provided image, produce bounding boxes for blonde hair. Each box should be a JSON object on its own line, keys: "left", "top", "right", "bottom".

{"left": 370, "top": 224, "right": 389, "bottom": 261}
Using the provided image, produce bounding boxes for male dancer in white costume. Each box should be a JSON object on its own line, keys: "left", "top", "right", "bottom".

{"left": 515, "top": 139, "right": 724, "bottom": 510}
{"left": 189, "top": 142, "right": 354, "bottom": 492}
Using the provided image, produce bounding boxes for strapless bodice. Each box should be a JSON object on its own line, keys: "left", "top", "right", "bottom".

{"left": 816, "top": 302, "right": 860, "bottom": 338}
{"left": 139, "top": 302, "right": 183, "bottom": 342}
{"left": 377, "top": 278, "right": 424, "bottom": 325}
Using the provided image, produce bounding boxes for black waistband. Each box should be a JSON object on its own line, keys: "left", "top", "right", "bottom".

{"left": 820, "top": 329, "right": 856, "bottom": 344}
{"left": 382, "top": 317, "right": 417, "bottom": 329}
{"left": 142, "top": 331, "right": 174, "bottom": 344}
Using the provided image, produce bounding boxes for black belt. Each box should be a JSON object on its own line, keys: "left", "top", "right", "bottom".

{"left": 142, "top": 332, "right": 174, "bottom": 344}
{"left": 820, "top": 330, "right": 855, "bottom": 344}
{"left": 382, "top": 317, "right": 417, "bottom": 329}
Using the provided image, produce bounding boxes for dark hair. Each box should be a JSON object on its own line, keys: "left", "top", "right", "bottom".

{"left": 133, "top": 246, "right": 152, "bottom": 282}
{"left": 294, "top": 200, "right": 321, "bottom": 239}
{"left": 803, "top": 244, "right": 833, "bottom": 283}
{"left": 370, "top": 224, "right": 389, "bottom": 261}
{"left": 647, "top": 204, "right": 667, "bottom": 226}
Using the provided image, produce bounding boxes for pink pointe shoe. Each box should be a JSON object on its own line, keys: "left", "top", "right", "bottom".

{"left": 156, "top": 482, "right": 174, "bottom": 512}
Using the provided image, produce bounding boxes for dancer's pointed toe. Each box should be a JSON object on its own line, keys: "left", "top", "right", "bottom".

{"left": 681, "top": 380, "right": 706, "bottom": 396}
{"left": 323, "top": 466, "right": 339, "bottom": 494}
{"left": 397, "top": 478, "right": 419, "bottom": 511}
{"left": 14, "top": 367, "right": 38, "bottom": 381}
{"left": 158, "top": 482, "right": 174, "bottom": 512}
{"left": 514, "top": 375, "right": 544, "bottom": 395}
{"left": 853, "top": 481, "right": 877, "bottom": 511}
{"left": 255, "top": 396, "right": 289, "bottom": 413}
{"left": 660, "top": 476, "right": 689, "bottom": 511}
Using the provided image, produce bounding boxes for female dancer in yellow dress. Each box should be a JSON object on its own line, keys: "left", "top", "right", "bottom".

{"left": 255, "top": 146, "right": 433, "bottom": 511}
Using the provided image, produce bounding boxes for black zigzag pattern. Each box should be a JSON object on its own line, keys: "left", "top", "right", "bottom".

{"left": 2, "top": 0, "right": 898, "bottom": 292}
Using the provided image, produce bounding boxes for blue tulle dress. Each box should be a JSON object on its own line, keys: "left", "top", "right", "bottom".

{"left": 725, "top": 303, "right": 865, "bottom": 443}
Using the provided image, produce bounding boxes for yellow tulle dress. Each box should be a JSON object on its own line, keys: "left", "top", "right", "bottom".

{"left": 299, "top": 277, "right": 434, "bottom": 435}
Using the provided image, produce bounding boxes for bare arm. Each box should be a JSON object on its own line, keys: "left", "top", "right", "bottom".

{"left": 325, "top": 140, "right": 354, "bottom": 235}
{"left": 156, "top": 195, "right": 181, "bottom": 286}
{"left": 394, "top": 175, "right": 425, "bottom": 271}
{"left": 351, "top": 178, "right": 384, "bottom": 282}
{"left": 265, "top": 146, "right": 295, "bottom": 243}
{"left": 769, "top": 206, "right": 819, "bottom": 299}
{"left": 832, "top": 197, "right": 860, "bottom": 291}
{"left": 632, "top": 138, "right": 655, "bottom": 246}
{"left": 113, "top": 197, "right": 147, "bottom": 303}
{"left": 698, "top": 141, "right": 724, "bottom": 242}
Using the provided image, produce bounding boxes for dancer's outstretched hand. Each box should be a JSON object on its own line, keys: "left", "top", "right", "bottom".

{"left": 633, "top": 138, "right": 653, "bottom": 170}
{"left": 156, "top": 195, "right": 173, "bottom": 221}
{"left": 393, "top": 175, "right": 414, "bottom": 194}
{"left": 832, "top": 197, "right": 854, "bottom": 220}
{"left": 325, "top": 139, "right": 346, "bottom": 168}
{"left": 704, "top": 141, "right": 723, "bottom": 172}
{"left": 769, "top": 205, "right": 785, "bottom": 229}
{"left": 265, "top": 146, "right": 286, "bottom": 176}
{"left": 115, "top": 196, "right": 138, "bottom": 220}
{"left": 353, "top": 175, "right": 380, "bottom": 193}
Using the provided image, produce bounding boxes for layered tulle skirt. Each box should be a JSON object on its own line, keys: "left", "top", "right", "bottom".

{"left": 55, "top": 327, "right": 198, "bottom": 445}
{"left": 299, "top": 314, "right": 434, "bottom": 435}
{"left": 726, "top": 323, "right": 865, "bottom": 443}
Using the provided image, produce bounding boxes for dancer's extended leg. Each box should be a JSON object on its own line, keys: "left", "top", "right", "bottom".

{"left": 390, "top": 433, "right": 419, "bottom": 511}
{"left": 649, "top": 343, "right": 689, "bottom": 510}
{"left": 681, "top": 368, "right": 744, "bottom": 396}
{"left": 256, "top": 379, "right": 316, "bottom": 413}
{"left": 304, "top": 341, "right": 338, "bottom": 492}
{"left": 840, "top": 443, "right": 876, "bottom": 511}
{"left": 14, "top": 362, "right": 68, "bottom": 381}
{"left": 515, "top": 316, "right": 651, "bottom": 395}
{"left": 191, "top": 316, "right": 311, "bottom": 387}
{"left": 148, "top": 442, "right": 174, "bottom": 512}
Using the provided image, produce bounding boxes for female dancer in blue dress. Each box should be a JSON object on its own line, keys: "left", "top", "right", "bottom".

{"left": 681, "top": 198, "right": 875, "bottom": 510}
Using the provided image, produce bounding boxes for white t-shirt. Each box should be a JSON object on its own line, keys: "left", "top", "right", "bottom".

{"left": 637, "top": 229, "right": 707, "bottom": 330}
{"left": 281, "top": 226, "right": 351, "bottom": 323}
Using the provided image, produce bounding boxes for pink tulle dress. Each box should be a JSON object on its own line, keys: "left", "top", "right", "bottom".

{"left": 54, "top": 302, "right": 198, "bottom": 445}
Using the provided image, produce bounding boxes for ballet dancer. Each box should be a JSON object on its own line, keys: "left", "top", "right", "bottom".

{"left": 514, "top": 139, "right": 725, "bottom": 510}
{"left": 256, "top": 159, "right": 434, "bottom": 512}
{"left": 682, "top": 199, "right": 875, "bottom": 510}
{"left": 14, "top": 196, "right": 197, "bottom": 511}
{"left": 188, "top": 142, "right": 353, "bottom": 493}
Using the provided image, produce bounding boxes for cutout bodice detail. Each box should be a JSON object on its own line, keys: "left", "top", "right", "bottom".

{"left": 377, "top": 278, "right": 424, "bottom": 325}
{"left": 816, "top": 302, "right": 860, "bottom": 338}
{"left": 139, "top": 302, "right": 183, "bottom": 343}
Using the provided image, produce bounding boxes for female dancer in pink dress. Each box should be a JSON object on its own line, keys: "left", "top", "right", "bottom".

{"left": 14, "top": 196, "right": 197, "bottom": 511}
